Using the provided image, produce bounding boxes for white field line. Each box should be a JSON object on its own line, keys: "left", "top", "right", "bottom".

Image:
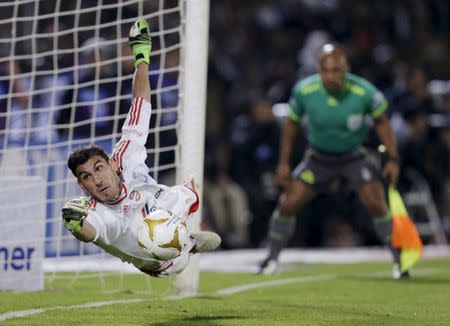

{"left": 0, "top": 299, "right": 143, "bottom": 322}
{"left": 0, "top": 275, "right": 335, "bottom": 321}
{"left": 165, "top": 274, "right": 336, "bottom": 300}
{"left": 215, "top": 274, "right": 336, "bottom": 296}
{"left": 0, "top": 268, "right": 442, "bottom": 322}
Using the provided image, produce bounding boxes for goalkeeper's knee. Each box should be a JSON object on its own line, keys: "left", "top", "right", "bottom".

{"left": 129, "top": 19, "right": 152, "bottom": 68}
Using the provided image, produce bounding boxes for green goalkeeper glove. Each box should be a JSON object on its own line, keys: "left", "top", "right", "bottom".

{"left": 62, "top": 197, "right": 90, "bottom": 233}
{"left": 129, "top": 19, "right": 152, "bottom": 68}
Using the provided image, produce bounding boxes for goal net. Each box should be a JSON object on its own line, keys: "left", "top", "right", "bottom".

{"left": 0, "top": 0, "right": 208, "bottom": 294}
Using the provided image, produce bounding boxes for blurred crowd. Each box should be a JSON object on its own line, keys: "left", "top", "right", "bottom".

{"left": 203, "top": 0, "right": 450, "bottom": 248}
{"left": 1, "top": 0, "right": 449, "bottom": 249}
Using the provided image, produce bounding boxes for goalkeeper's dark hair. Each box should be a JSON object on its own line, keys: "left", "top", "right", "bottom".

{"left": 68, "top": 145, "right": 110, "bottom": 177}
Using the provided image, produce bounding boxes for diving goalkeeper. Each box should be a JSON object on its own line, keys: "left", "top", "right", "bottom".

{"left": 62, "top": 20, "right": 220, "bottom": 277}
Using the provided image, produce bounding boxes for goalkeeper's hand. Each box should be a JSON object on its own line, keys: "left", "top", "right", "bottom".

{"left": 129, "top": 19, "right": 152, "bottom": 68}
{"left": 62, "top": 197, "right": 90, "bottom": 233}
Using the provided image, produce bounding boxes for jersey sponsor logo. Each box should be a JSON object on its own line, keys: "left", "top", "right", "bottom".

{"left": 154, "top": 188, "right": 164, "bottom": 199}
{"left": 347, "top": 114, "right": 363, "bottom": 131}
{"left": 129, "top": 190, "right": 141, "bottom": 201}
{"left": 148, "top": 188, "right": 165, "bottom": 213}
{"left": 122, "top": 128, "right": 143, "bottom": 137}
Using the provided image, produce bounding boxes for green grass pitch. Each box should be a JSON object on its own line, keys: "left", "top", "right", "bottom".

{"left": 1, "top": 259, "right": 449, "bottom": 325}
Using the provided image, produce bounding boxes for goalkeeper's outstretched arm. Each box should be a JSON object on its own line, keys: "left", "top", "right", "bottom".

{"left": 132, "top": 62, "right": 150, "bottom": 102}
{"left": 110, "top": 19, "right": 153, "bottom": 176}
{"left": 62, "top": 197, "right": 96, "bottom": 242}
{"left": 72, "top": 222, "right": 96, "bottom": 242}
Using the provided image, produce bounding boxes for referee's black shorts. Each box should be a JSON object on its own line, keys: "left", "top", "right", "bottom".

{"left": 292, "top": 146, "right": 382, "bottom": 195}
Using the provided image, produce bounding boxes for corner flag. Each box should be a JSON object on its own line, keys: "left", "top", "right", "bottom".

{"left": 388, "top": 185, "right": 423, "bottom": 272}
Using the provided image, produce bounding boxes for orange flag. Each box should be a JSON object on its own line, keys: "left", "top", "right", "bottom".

{"left": 388, "top": 185, "right": 423, "bottom": 272}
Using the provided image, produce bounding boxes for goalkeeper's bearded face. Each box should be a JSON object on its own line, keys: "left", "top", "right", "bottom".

{"left": 75, "top": 155, "right": 122, "bottom": 204}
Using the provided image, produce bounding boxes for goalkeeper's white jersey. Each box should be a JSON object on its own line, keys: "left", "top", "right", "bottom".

{"left": 84, "top": 97, "right": 198, "bottom": 275}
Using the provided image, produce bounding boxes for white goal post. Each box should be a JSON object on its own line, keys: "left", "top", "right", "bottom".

{"left": 0, "top": 0, "right": 209, "bottom": 294}
{"left": 176, "top": 0, "right": 210, "bottom": 296}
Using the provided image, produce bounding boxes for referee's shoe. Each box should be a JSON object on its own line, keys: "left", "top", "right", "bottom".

{"left": 257, "top": 257, "right": 279, "bottom": 275}
{"left": 392, "top": 263, "right": 411, "bottom": 280}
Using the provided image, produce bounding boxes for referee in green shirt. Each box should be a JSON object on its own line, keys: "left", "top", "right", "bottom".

{"left": 258, "top": 44, "right": 407, "bottom": 279}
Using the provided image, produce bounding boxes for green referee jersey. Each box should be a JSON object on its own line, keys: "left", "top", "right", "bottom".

{"left": 288, "top": 73, "right": 388, "bottom": 154}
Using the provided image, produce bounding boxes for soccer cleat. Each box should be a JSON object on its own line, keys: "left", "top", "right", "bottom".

{"left": 392, "top": 263, "right": 411, "bottom": 280}
{"left": 129, "top": 19, "right": 152, "bottom": 68}
{"left": 257, "top": 257, "right": 279, "bottom": 275}
{"left": 190, "top": 231, "right": 221, "bottom": 253}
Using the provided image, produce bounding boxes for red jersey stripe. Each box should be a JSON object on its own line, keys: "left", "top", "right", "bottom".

{"left": 112, "top": 140, "right": 126, "bottom": 166}
{"left": 118, "top": 140, "right": 131, "bottom": 171}
{"left": 134, "top": 97, "right": 143, "bottom": 125}
{"left": 128, "top": 97, "right": 136, "bottom": 126}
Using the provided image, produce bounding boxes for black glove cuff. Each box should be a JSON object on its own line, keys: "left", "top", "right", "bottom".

{"left": 62, "top": 209, "right": 84, "bottom": 222}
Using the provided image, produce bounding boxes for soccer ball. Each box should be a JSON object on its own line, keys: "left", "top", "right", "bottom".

{"left": 137, "top": 210, "right": 189, "bottom": 260}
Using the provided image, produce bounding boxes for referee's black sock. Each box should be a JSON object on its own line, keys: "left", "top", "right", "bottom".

{"left": 373, "top": 212, "right": 400, "bottom": 264}
{"left": 267, "top": 210, "right": 296, "bottom": 261}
